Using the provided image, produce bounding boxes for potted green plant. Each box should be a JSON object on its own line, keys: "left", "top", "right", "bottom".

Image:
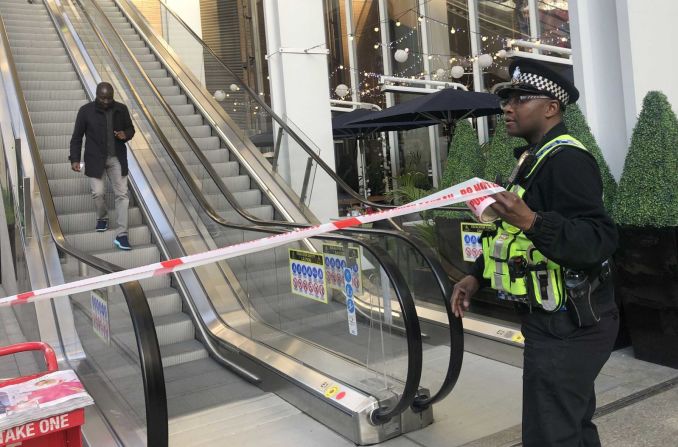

{"left": 612, "top": 91, "right": 678, "bottom": 367}
{"left": 433, "top": 121, "right": 485, "bottom": 277}
{"left": 483, "top": 117, "right": 523, "bottom": 184}
{"left": 564, "top": 104, "right": 617, "bottom": 212}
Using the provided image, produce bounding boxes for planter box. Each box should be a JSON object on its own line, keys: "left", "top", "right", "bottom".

{"left": 616, "top": 226, "right": 678, "bottom": 367}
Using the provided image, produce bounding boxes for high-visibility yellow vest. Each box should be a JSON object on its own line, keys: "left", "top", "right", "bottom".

{"left": 481, "top": 134, "right": 588, "bottom": 312}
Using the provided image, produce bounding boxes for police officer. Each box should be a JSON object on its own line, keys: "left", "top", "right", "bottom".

{"left": 452, "top": 59, "right": 619, "bottom": 447}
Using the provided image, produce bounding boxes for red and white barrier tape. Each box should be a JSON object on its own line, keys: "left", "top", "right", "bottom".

{"left": 0, "top": 178, "right": 503, "bottom": 307}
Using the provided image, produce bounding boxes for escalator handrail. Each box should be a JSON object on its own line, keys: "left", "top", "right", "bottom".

{"left": 72, "top": 0, "right": 425, "bottom": 423}
{"left": 86, "top": 0, "right": 463, "bottom": 410}
{"left": 0, "top": 11, "right": 168, "bottom": 446}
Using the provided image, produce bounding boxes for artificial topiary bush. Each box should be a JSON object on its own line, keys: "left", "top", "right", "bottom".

{"left": 613, "top": 91, "right": 678, "bottom": 227}
{"left": 441, "top": 120, "right": 485, "bottom": 186}
{"left": 564, "top": 104, "right": 617, "bottom": 212}
{"left": 437, "top": 120, "right": 483, "bottom": 219}
{"left": 484, "top": 117, "right": 523, "bottom": 184}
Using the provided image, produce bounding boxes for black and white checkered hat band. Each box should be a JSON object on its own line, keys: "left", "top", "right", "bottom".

{"left": 514, "top": 72, "right": 569, "bottom": 104}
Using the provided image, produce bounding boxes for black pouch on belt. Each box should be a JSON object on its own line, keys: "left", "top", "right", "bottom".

{"left": 564, "top": 269, "right": 600, "bottom": 328}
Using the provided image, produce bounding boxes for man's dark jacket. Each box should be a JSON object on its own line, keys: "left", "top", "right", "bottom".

{"left": 471, "top": 122, "right": 619, "bottom": 312}
{"left": 69, "top": 101, "right": 135, "bottom": 178}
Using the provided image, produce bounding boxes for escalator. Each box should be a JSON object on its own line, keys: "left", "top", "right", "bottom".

{"left": 0, "top": 0, "right": 458, "bottom": 445}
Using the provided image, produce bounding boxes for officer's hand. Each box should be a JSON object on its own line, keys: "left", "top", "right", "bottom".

{"left": 114, "top": 130, "right": 126, "bottom": 140}
{"left": 490, "top": 191, "right": 536, "bottom": 231}
{"left": 451, "top": 275, "right": 479, "bottom": 318}
{"left": 71, "top": 161, "right": 81, "bottom": 172}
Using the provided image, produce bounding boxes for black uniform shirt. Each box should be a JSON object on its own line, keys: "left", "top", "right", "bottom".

{"left": 105, "top": 109, "right": 116, "bottom": 157}
{"left": 470, "top": 122, "right": 619, "bottom": 311}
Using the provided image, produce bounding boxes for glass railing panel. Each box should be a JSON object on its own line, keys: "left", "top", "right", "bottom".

{"left": 67, "top": 282, "right": 148, "bottom": 445}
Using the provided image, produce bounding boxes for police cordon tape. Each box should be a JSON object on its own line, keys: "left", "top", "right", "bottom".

{"left": 0, "top": 178, "right": 503, "bottom": 307}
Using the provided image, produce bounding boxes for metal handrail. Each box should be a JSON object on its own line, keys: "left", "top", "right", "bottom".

{"left": 72, "top": 0, "right": 425, "bottom": 423}
{"left": 119, "top": 0, "right": 469, "bottom": 214}
{"left": 87, "top": 0, "right": 464, "bottom": 410}
{"left": 0, "top": 11, "right": 168, "bottom": 447}
{"left": 114, "top": 0, "right": 465, "bottom": 409}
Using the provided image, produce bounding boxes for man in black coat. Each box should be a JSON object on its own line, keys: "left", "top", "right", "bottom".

{"left": 69, "top": 82, "right": 135, "bottom": 250}
{"left": 452, "top": 59, "right": 619, "bottom": 446}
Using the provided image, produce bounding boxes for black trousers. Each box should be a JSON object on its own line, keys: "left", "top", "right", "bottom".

{"left": 521, "top": 308, "right": 619, "bottom": 447}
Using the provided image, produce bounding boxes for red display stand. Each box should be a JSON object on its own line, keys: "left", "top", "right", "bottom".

{"left": 0, "top": 343, "right": 85, "bottom": 447}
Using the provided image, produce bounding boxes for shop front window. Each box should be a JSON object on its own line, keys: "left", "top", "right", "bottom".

{"left": 446, "top": 0, "right": 474, "bottom": 90}
{"left": 325, "top": 0, "right": 352, "bottom": 101}
{"left": 538, "top": 0, "right": 570, "bottom": 47}
{"left": 477, "top": 0, "right": 531, "bottom": 90}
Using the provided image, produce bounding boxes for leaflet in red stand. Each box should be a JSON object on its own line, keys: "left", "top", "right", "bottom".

{"left": 0, "top": 370, "right": 93, "bottom": 431}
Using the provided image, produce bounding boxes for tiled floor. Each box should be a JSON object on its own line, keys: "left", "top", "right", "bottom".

{"left": 2, "top": 300, "right": 677, "bottom": 446}
{"left": 0, "top": 305, "right": 40, "bottom": 380}
{"left": 455, "top": 348, "right": 678, "bottom": 447}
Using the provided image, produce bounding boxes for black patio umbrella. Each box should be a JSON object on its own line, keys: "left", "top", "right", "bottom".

{"left": 332, "top": 108, "right": 437, "bottom": 139}
{"left": 344, "top": 87, "right": 501, "bottom": 131}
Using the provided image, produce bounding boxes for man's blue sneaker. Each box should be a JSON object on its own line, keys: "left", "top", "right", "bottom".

{"left": 95, "top": 219, "right": 108, "bottom": 232}
{"left": 114, "top": 235, "right": 132, "bottom": 251}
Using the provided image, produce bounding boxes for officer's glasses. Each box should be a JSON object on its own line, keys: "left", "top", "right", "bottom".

{"left": 499, "top": 95, "right": 552, "bottom": 109}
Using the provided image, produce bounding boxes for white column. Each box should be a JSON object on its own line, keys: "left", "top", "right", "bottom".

{"left": 344, "top": 0, "right": 360, "bottom": 102}
{"left": 262, "top": 0, "right": 338, "bottom": 220}
{"left": 616, "top": 0, "right": 678, "bottom": 127}
{"left": 570, "top": 0, "right": 630, "bottom": 180}
{"left": 527, "top": 0, "right": 540, "bottom": 53}
{"left": 421, "top": 0, "right": 450, "bottom": 187}
{"left": 378, "top": 0, "right": 400, "bottom": 183}
{"left": 571, "top": 0, "right": 678, "bottom": 180}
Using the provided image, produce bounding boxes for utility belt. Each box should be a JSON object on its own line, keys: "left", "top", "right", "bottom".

{"left": 498, "top": 259, "right": 611, "bottom": 326}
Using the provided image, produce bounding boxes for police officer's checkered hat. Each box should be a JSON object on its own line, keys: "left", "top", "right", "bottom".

{"left": 497, "top": 58, "right": 579, "bottom": 105}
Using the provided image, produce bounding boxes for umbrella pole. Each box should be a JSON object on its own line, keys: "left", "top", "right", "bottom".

{"left": 359, "top": 138, "right": 368, "bottom": 199}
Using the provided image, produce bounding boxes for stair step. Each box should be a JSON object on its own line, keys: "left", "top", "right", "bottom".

{"left": 16, "top": 63, "right": 74, "bottom": 73}
{"left": 157, "top": 85, "right": 180, "bottom": 97}
{"left": 177, "top": 114, "right": 203, "bottom": 127}
{"left": 191, "top": 136, "right": 222, "bottom": 151}
{"left": 154, "top": 314, "right": 195, "bottom": 347}
{"left": 52, "top": 191, "right": 137, "bottom": 214}
{"left": 201, "top": 175, "right": 251, "bottom": 194}
{"left": 65, "top": 225, "right": 151, "bottom": 252}
{"left": 13, "top": 54, "right": 70, "bottom": 64}
{"left": 188, "top": 161, "right": 239, "bottom": 178}
{"left": 28, "top": 100, "right": 88, "bottom": 112}
{"left": 32, "top": 122, "right": 81, "bottom": 137}
{"left": 91, "top": 244, "right": 160, "bottom": 269}
{"left": 8, "top": 46, "right": 65, "bottom": 57}
{"left": 21, "top": 80, "right": 82, "bottom": 91}
{"left": 58, "top": 207, "right": 144, "bottom": 234}
{"left": 9, "top": 38, "right": 62, "bottom": 49}
{"left": 160, "top": 340, "right": 208, "bottom": 368}
{"left": 29, "top": 111, "right": 79, "bottom": 125}
{"left": 23, "top": 90, "right": 86, "bottom": 101}
{"left": 185, "top": 125, "right": 211, "bottom": 139}
{"left": 145, "top": 288, "right": 183, "bottom": 318}
{"left": 18, "top": 71, "right": 79, "bottom": 82}
{"left": 170, "top": 104, "right": 195, "bottom": 116}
